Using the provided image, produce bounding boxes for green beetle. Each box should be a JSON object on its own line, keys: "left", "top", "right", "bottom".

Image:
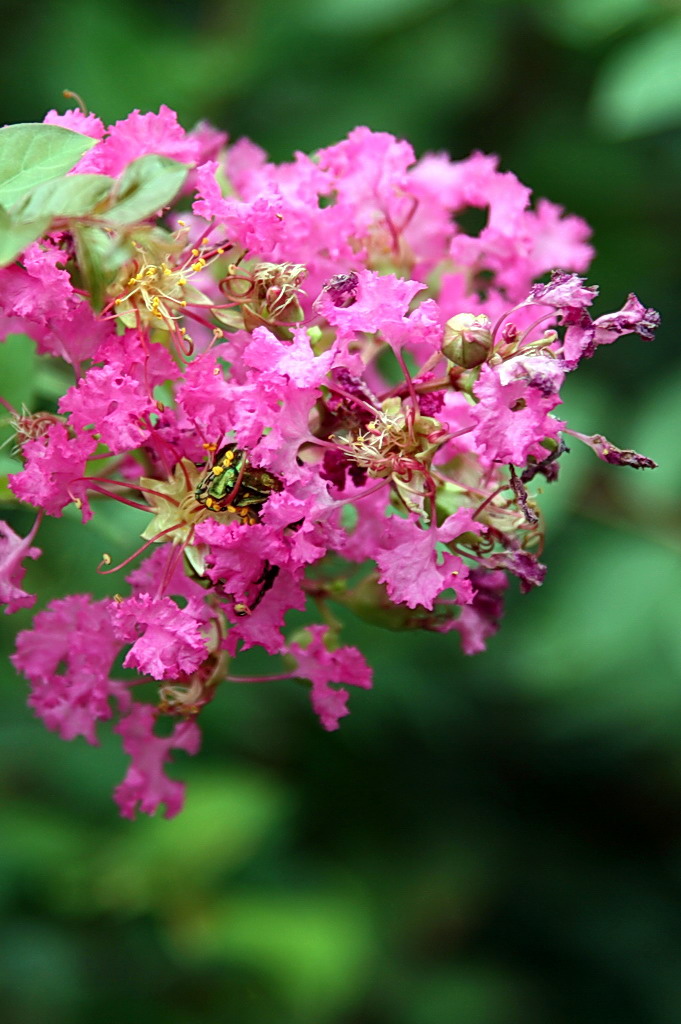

{"left": 195, "top": 444, "right": 283, "bottom": 523}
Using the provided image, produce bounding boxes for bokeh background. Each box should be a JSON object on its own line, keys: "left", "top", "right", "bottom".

{"left": 1, "top": 1, "right": 681, "bottom": 1021}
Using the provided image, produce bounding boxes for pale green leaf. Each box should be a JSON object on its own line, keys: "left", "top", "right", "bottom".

{"left": 618, "top": 365, "right": 681, "bottom": 511}
{"left": 304, "top": 0, "right": 447, "bottom": 33}
{"left": 92, "top": 773, "right": 288, "bottom": 913}
{"left": 0, "top": 123, "right": 96, "bottom": 205}
{"left": 0, "top": 333, "right": 37, "bottom": 412}
{"left": 12, "top": 173, "right": 114, "bottom": 221}
{"left": 176, "top": 890, "right": 372, "bottom": 1018}
{"left": 537, "top": 0, "right": 651, "bottom": 45}
{"left": 101, "top": 154, "right": 188, "bottom": 224}
{"left": 0, "top": 204, "right": 50, "bottom": 267}
{"left": 591, "top": 16, "right": 681, "bottom": 137}
{"left": 0, "top": 474, "right": 17, "bottom": 503}
{"left": 72, "top": 224, "right": 129, "bottom": 311}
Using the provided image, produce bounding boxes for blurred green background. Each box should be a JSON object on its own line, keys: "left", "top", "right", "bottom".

{"left": 1, "top": 1, "right": 681, "bottom": 1021}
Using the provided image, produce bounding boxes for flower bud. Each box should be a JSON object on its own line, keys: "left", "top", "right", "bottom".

{"left": 442, "top": 313, "right": 493, "bottom": 368}
{"left": 331, "top": 574, "right": 423, "bottom": 631}
{"left": 576, "top": 432, "right": 657, "bottom": 469}
{"left": 320, "top": 271, "right": 359, "bottom": 308}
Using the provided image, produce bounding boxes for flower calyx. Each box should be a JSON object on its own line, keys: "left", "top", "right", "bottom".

{"left": 341, "top": 397, "right": 443, "bottom": 515}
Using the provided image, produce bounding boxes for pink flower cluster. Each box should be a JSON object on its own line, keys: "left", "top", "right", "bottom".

{"left": 0, "top": 106, "right": 658, "bottom": 817}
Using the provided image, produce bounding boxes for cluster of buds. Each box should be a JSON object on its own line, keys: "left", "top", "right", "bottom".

{"left": 0, "top": 106, "right": 658, "bottom": 817}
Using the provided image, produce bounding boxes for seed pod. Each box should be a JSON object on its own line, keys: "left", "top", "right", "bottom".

{"left": 442, "top": 313, "right": 493, "bottom": 368}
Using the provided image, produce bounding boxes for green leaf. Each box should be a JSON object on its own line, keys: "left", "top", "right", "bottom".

{"left": 0, "top": 333, "right": 37, "bottom": 412}
{"left": 591, "top": 16, "right": 681, "bottom": 137}
{"left": 538, "top": 0, "right": 651, "bottom": 45}
{"left": 0, "top": 474, "right": 17, "bottom": 503}
{"left": 92, "top": 773, "right": 288, "bottom": 914}
{"left": 101, "top": 154, "right": 188, "bottom": 224}
{"left": 177, "top": 890, "right": 372, "bottom": 1019}
{"left": 618, "top": 365, "right": 681, "bottom": 512}
{"left": 306, "top": 0, "right": 446, "bottom": 34}
{"left": 12, "top": 173, "right": 114, "bottom": 221}
{"left": 509, "top": 530, "right": 678, "bottom": 696}
{"left": 0, "top": 204, "right": 50, "bottom": 267}
{"left": 0, "top": 123, "right": 96, "bottom": 206}
{"left": 71, "top": 223, "right": 128, "bottom": 311}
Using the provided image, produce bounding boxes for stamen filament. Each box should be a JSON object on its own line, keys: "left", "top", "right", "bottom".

{"left": 97, "top": 523, "right": 183, "bottom": 574}
{"left": 83, "top": 483, "right": 154, "bottom": 512}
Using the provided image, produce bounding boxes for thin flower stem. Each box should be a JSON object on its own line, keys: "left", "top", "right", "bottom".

{"left": 434, "top": 425, "right": 475, "bottom": 446}
{"left": 396, "top": 194, "right": 419, "bottom": 235}
{"left": 516, "top": 311, "right": 556, "bottom": 348}
{"left": 379, "top": 374, "right": 452, "bottom": 401}
{"left": 491, "top": 301, "right": 528, "bottom": 341}
{"left": 326, "top": 478, "right": 388, "bottom": 511}
{"left": 305, "top": 435, "right": 341, "bottom": 450}
{"left": 394, "top": 348, "right": 418, "bottom": 409}
{"left": 183, "top": 307, "right": 221, "bottom": 332}
{"left": 472, "top": 484, "right": 507, "bottom": 521}
{"left": 324, "top": 379, "right": 376, "bottom": 416}
{"left": 224, "top": 456, "right": 248, "bottom": 506}
{"left": 383, "top": 209, "right": 401, "bottom": 257}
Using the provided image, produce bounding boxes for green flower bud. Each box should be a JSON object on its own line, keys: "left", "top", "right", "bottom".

{"left": 442, "top": 313, "right": 493, "bottom": 368}
{"left": 335, "top": 574, "right": 431, "bottom": 631}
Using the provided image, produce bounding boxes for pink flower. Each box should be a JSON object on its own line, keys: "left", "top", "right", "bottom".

{"left": 243, "top": 326, "right": 334, "bottom": 389}
{"left": 196, "top": 518, "right": 306, "bottom": 653}
{"left": 44, "top": 107, "right": 105, "bottom": 139}
{"left": 523, "top": 200, "right": 593, "bottom": 276}
{"left": 376, "top": 510, "right": 481, "bottom": 610}
{"left": 12, "top": 595, "right": 126, "bottom": 743}
{"left": 227, "top": 569, "right": 307, "bottom": 656}
{"left": 112, "top": 594, "right": 210, "bottom": 680}
{"left": 0, "top": 518, "right": 41, "bottom": 614}
{"left": 287, "top": 626, "right": 372, "bottom": 730}
{"left": 453, "top": 569, "right": 508, "bottom": 655}
{"left": 174, "top": 346, "right": 241, "bottom": 439}
{"left": 2, "top": 104, "right": 659, "bottom": 816}
{"left": 8, "top": 422, "right": 97, "bottom": 520}
{"left": 564, "top": 293, "right": 660, "bottom": 367}
{"left": 317, "top": 127, "right": 414, "bottom": 211}
{"left": 0, "top": 245, "right": 73, "bottom": 326}
{"left": 471, "top": 362, "right": 564, "bottom": 467}
{"left": 78, "top": 105, "right": 200, "bottom": 176}
{"left": 316, "top": 269, "right": 426, "bottom": 343}
{"left": 59, "top": 365, "right": 155, "bottom": 453}
{"left": 193, "top": 163, "right": 289, "bottom": 259}
{"left": 0, "top": 243, "right": 113, "bottom": 366}
{"left": 93, "top": 329, "right": 179, "bottom": 389}
{"left": 114, "top": 704, "right": 201, "bottom": 819}
{"left": 529, "top": 270, "right": 598, "bottom": 310}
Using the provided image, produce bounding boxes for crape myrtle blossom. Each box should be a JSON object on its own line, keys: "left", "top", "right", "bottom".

{"left": 0, "top": 518, "right": 42, "bottom": 614}
{"left": 0, "top": 106, "right": 659, "bottom": 818}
